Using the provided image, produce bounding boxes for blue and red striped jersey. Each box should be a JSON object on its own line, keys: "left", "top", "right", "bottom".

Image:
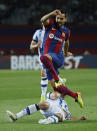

{"left": 42, "top": 19, "right": 70, "bottom": 54}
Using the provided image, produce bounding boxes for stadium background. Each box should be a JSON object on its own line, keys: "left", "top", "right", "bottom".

{"left": 0, "top": 0, "right": 97, "bottom": 69}
{"left": 0, "top": 1, "right": 97, "bottom": 131}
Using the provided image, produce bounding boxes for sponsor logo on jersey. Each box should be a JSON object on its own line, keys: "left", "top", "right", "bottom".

{"left": 54, "top": 36, "right": 62, "bottom": 42}
{"left": 49, "top": 33, "right": 63, "bottom": 42}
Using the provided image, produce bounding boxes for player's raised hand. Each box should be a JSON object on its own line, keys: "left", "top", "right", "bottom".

{"left": 51, "top": 9, "right": 61, "bottom": 16}
{"left": 80, "top": 116, "right": 88, "bottom": 120}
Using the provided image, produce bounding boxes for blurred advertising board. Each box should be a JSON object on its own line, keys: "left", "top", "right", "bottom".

{"left": 0, "top": 55, "right": 97, "bottom": 70}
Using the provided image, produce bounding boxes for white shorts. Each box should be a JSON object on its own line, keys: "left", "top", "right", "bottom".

{"left": 40, "top": 100, "right": 67, "bottom": 120}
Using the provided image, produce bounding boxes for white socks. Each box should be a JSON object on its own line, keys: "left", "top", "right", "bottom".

{"left": 16, "top": 109, "right": 27, "bottom": 119}
{"left": 16, "top": 104, "right": 39, "bottom": 119}
{"left": 41, "top": 77, "right": 48, "bottom": 96}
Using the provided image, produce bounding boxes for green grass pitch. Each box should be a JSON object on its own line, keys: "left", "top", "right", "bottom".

{"left": 0, "top": 69, "right": 97, "bottom": 131}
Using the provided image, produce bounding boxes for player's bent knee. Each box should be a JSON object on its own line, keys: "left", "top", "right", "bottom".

{"left": 38, "top": 101, "right": 50, "bottom": 110}
{"left": 41, "top": 69, "right": 46, "bottom": 77}
{"left": 40, "top": 54, "right": 52, "bottom": 62}
{"left": 41, "top": 72, "right": 46, "bottom": 77}
{"left": 44, "top": 54, "right": 52, "bottom": 61}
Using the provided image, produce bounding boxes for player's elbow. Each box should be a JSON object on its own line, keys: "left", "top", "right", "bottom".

{"left": 30, "top": 44, "right": 33, "bottom": 50}
{"left": 40, "top": 18, "right": 49, "bottom": 26}
{"left": 40, "top": 17, "right": 46, "bottom": 24}
{"left": 40, "top": 18, "right": 43, "bottom": 23}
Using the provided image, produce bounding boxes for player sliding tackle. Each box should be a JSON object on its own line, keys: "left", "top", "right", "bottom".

{"left": 40, "top": 9, "right": 84, "bottom": 108}
{"left": 6, "top": 91, "right": 87, "bottom": 124}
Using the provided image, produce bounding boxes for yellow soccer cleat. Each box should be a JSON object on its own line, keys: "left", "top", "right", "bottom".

{"left": 40, "top": 96, "right": 46, "bottom": 102}
{"left": 75, "top": 92, "right": 84, "bottom": 108}
{"left": 55, "top": 80, "right": 62, "bottom": 88}
{"left": 6, "top": 110, "right": 17, "bottom": 122}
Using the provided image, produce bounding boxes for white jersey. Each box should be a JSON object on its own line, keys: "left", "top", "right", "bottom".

{"left": 40, "top": 92, "right": 71, "bottom": 121}
{"left": 32, "top": 29, "right": 45, "bottom": 56}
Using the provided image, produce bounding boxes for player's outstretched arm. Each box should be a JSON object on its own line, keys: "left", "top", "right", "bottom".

{"left": 70, "top": 116, "right": 88, "bottom": 120}
{"left": 40, "top": 9, "right": 61, "bottom": 26}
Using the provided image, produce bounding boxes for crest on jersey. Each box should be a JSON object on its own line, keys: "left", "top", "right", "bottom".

{"left": 49, "top": 33, "right": 54, "bottom": 39}
{"left": 62, "top": 32, "right": 65, "bottom": 37}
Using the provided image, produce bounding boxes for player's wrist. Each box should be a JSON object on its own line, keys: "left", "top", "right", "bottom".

{"left": 49, "top": 12, "right": 56, "bottom": 16}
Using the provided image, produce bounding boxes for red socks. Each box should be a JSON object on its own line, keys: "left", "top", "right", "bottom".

{"left": 40, "top": 55, "right": 59, "bottom": 81}
{"left": 53, "top": 85, "right": 77, "bottom": 99}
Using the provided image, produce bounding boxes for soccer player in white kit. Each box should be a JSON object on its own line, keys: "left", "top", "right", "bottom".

{"left": 6, "top": 91, "right": 87, "bottom": 124}
{"left": 30, "top": 27, "right": 48, "bottom": 101}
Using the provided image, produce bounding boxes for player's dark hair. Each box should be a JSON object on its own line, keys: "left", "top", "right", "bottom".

{"left": 61, "top": 10, "right": 68, "bottom": 18}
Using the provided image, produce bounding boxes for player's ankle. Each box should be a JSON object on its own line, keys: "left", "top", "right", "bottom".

{"left": 55, "top": 80, "right": 59, "bottom": 83}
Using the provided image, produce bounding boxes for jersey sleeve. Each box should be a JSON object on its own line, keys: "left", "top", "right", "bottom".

{"left": 45, "top": 19, "right": 54, "bottom": 29}
{"left": 32, "top": 30, "right": 39, "bottom": 42}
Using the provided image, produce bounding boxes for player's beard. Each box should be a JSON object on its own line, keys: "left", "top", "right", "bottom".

{"left": 56, "top": 22, "right": 63, "bottom": 28}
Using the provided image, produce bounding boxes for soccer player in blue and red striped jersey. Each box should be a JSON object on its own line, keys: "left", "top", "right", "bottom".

{"left": 40, "top": 9, "right": 84, "bottom": 108}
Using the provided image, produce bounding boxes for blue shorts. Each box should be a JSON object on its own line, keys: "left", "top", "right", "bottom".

{"left": 46, "top": 53, "right": 64, "bottom": 80}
